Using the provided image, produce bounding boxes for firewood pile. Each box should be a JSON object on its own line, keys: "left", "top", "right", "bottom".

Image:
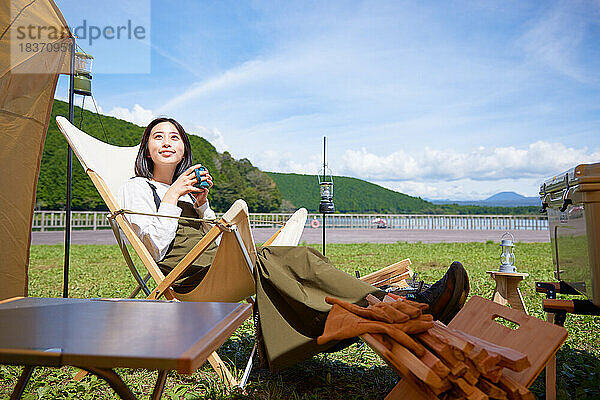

{"left": 359, "top": 259, "right": 414, "bottom": 290}
{"left": 317, "top": 293, "right": 534, "bottom": 400}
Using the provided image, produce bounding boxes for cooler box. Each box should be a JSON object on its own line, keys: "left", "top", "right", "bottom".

{"left": 540, "top": 162, "right": 600, "bottom": 306}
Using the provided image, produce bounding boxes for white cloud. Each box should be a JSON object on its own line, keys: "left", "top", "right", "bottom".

{"left": 108, "top": 104, "right": 155, "bottom": 127}
{"left": 339, "top": 141, "right": 600, "bottom": 182}
{"left": 517, "top": 2, "right": 599, "bottom": 83}
{"left": 375, "top": 178, "right": 543, "bottom": 201}
{"left": 251, "top": 149, "right": 322, "bottom": 175}
{"left": 157, "top": 58, "right": 277, "bottom": 113}
{"left": 187, "top": 124, "right": 229, "bottom": 153}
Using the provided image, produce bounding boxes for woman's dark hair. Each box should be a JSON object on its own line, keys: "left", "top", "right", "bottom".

{"left": 134, "top": 117, "right": 193, "bottom": 182}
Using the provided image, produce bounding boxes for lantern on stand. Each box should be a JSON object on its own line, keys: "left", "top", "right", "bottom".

{"left": 64, "top": 48, "right": 93, "bottom": 298}
{"left": 498, "top": 232, "right": 517, "bottom": 273}
{"left": 73, "top": 52, "right": 93, "bottom": 96}
{"left": 318, "top": 172, "right": 334, "bottom": 214}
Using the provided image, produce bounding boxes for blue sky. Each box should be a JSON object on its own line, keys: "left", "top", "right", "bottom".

{"left": 54, "top": 0, "right": 600, "bottom": 200}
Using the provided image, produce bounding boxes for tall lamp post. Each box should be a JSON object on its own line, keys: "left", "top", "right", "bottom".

{"left": 64, "top": 46, "right": 94, "bottom": 298}
{"left": 318, "top": 137, "right": 334, "bottom": 255}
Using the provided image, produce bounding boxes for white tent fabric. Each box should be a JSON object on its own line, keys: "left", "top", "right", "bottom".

{"left": 0, "top": 0, "right": 72, "bottom": 300}
{"left": 56, "top": 116, "right": 139, "bottom": 200}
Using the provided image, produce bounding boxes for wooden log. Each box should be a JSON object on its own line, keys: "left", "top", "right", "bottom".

{"left": 464, "top": 359, "right": 481, "bottom": 382}
{"left": 462, "top": 363, "right": 480, "bottom": 386}
{"left": 468, "top": 346, "right": 502, "bottom": 374}
{"left": 448, "top": 375, "right": 489, "bottom": 400}
{"left": 443, "top": 389, "right": 468, "bottom": 400}
{"left": 416, "top": 331, "right": 468, "bottom": 376}
{"left": 387, "top": 339, "right": 453, "bottom": 395}
{"left": 451, "top": 330, "right": 531, "bottom": 372}
{"left": 480, "top": 366, "right": 503, "bottom": 384}
{"left": 432, "top": 321, "right": 476, "bottom": 354}
{"left": 476, "top": 379, "right": 508, "bottom": 400}
{"left": 418, "top": 346, "right": 451, "bottom": 380}
{"left": 497, "top": 375, "right": 535, "bottom": 400}
{"left": 362, "top": 334, "right": 444, "bottom": 399}
{"left": 360, "top": 259, "right": 413, "bottom": 286}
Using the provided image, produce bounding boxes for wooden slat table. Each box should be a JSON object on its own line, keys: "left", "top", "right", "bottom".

{"left": 362, "top": 296, "right": 568, "bottom": 399}
{"left": 0, "top": 297, "right": 251, "bottom": 400}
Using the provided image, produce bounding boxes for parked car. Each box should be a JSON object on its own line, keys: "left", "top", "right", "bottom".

{"left": 371, "top": 217, "right": 387, "bottom": 229}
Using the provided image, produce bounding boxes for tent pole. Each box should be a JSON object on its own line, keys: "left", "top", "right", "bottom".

{"left": 322, "top": 213, "right": 326, "bottom": 256}
{"left": 63, "top": 37, "right": 75, "bottom": 298}
{"left": 322, "top": 138, "right": 326, "bottom": 256}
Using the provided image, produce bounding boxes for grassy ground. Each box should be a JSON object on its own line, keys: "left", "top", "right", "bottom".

{"left": 1, "top": 242, "right": 599, "bottom": 399}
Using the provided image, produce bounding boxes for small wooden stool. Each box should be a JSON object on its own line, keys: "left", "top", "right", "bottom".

{"left": 487, "top": 271, "right": 529, "bottom": 314}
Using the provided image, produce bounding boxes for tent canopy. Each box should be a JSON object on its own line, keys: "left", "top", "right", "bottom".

{"left": 0, "top": 0, "right": 72, "bottom": 300}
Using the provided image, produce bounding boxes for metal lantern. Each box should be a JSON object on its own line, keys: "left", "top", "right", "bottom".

{"left": 318, "top": 171, "right": 334, "bottom": 213}
{"left": 498, "top": 232, "right": 517, "bottom": 273}
{"left": 73, "top": 52, "right": 93, "bottom": 96}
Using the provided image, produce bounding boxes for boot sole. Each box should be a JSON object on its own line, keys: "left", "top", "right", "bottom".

{"left": 437, "top": 262, "right": 469, "bottom": 324}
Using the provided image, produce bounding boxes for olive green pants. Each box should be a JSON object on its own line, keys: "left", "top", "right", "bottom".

{"left": 255, "top": 246, "right": 384, "bottom": 371}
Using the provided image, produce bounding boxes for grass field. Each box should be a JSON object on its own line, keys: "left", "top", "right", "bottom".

{"left": 1, "top": 242, "right": 599, "bottom": 399}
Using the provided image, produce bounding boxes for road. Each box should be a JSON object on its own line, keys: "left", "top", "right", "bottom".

{"left": 31, "top": 228, "right": 549, "bottom": 245}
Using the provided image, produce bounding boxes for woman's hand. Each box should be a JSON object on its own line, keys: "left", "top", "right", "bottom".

{"left": 161, "top": 164, "right": 213, "bottom": 206}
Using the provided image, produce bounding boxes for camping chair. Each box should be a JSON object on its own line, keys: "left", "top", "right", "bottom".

{"left": 55, "top": 116, "right": 308, "bottom": 388}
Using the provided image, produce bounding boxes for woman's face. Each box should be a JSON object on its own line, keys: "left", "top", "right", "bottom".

{"left": 147, "top": 121, "right": 185, "bottom": 169}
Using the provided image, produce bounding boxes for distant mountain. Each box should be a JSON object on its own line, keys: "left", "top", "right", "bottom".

{"left": 428, "top": 191, "right": 540, "bottom": 207}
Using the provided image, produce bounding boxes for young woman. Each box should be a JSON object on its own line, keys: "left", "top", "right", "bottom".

{"left": 117, "top": 117, "right": 469, "bottom": 372}
{"left": 117, "top": 117, "right": 217, "bottom": 293}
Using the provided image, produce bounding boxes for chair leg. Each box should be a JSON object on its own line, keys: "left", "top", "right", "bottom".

{"left": 129, "top": 273, "right": 152, "bottom": 298}
{"left": 207, "top": 352, "right": 238, "bottom": 388}
{"left": 10, "top": 365, "right": 34, "bottom": 400}
{"left": 239, "top": 341, "right": 257, "bottom": 389}
{"left": 73, "top": 369, "right": 87, "bottom": 381}
{"left": 110, "top": 219, "right": 151, "bottom": 296}
{"left": 150, "top": 370, "right": 168, "bottom": 400}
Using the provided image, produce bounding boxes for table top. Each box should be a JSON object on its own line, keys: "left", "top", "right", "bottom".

{"left": 486, "top": 271, "right": 529, "bottom": 278}
{"left": 0, "top": 297, "right": 251, "bottom": 374}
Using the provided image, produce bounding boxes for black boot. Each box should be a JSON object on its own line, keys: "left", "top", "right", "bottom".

{"left": 407, "top": 261, "right": 470, "bottom": 324}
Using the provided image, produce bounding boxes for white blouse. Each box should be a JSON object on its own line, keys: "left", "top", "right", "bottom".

{"left": 117, "top": 177, "right": 217, "bottom": 262}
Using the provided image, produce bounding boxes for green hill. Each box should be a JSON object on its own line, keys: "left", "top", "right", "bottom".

{"left": 36, "top": 100, "right": 281, "bottom": 213}
{"left": 267, "top": 172, "right": 539, "bottom": 215}
{"left": 267, "top": 172, "right": 431, "bottom": 213}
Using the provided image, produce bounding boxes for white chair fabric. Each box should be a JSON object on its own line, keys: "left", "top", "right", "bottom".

{"left": 56, "top": 116, "right": 139, "bottom": 204}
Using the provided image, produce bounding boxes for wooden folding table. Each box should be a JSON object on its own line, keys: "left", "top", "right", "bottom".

{"left": 0, "top": 297, "right": 251, "bottom": 400}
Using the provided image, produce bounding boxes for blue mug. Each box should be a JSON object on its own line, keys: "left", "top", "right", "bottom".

{"left": 194, "top": 167, "right": 210, "bottom": 189}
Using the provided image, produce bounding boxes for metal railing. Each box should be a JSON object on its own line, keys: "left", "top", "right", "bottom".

{"left": 32, "top": 211, "right": 548, "bottom": 231}
{"left": 32, "top": 211, "right": 112, "bottom": 231}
